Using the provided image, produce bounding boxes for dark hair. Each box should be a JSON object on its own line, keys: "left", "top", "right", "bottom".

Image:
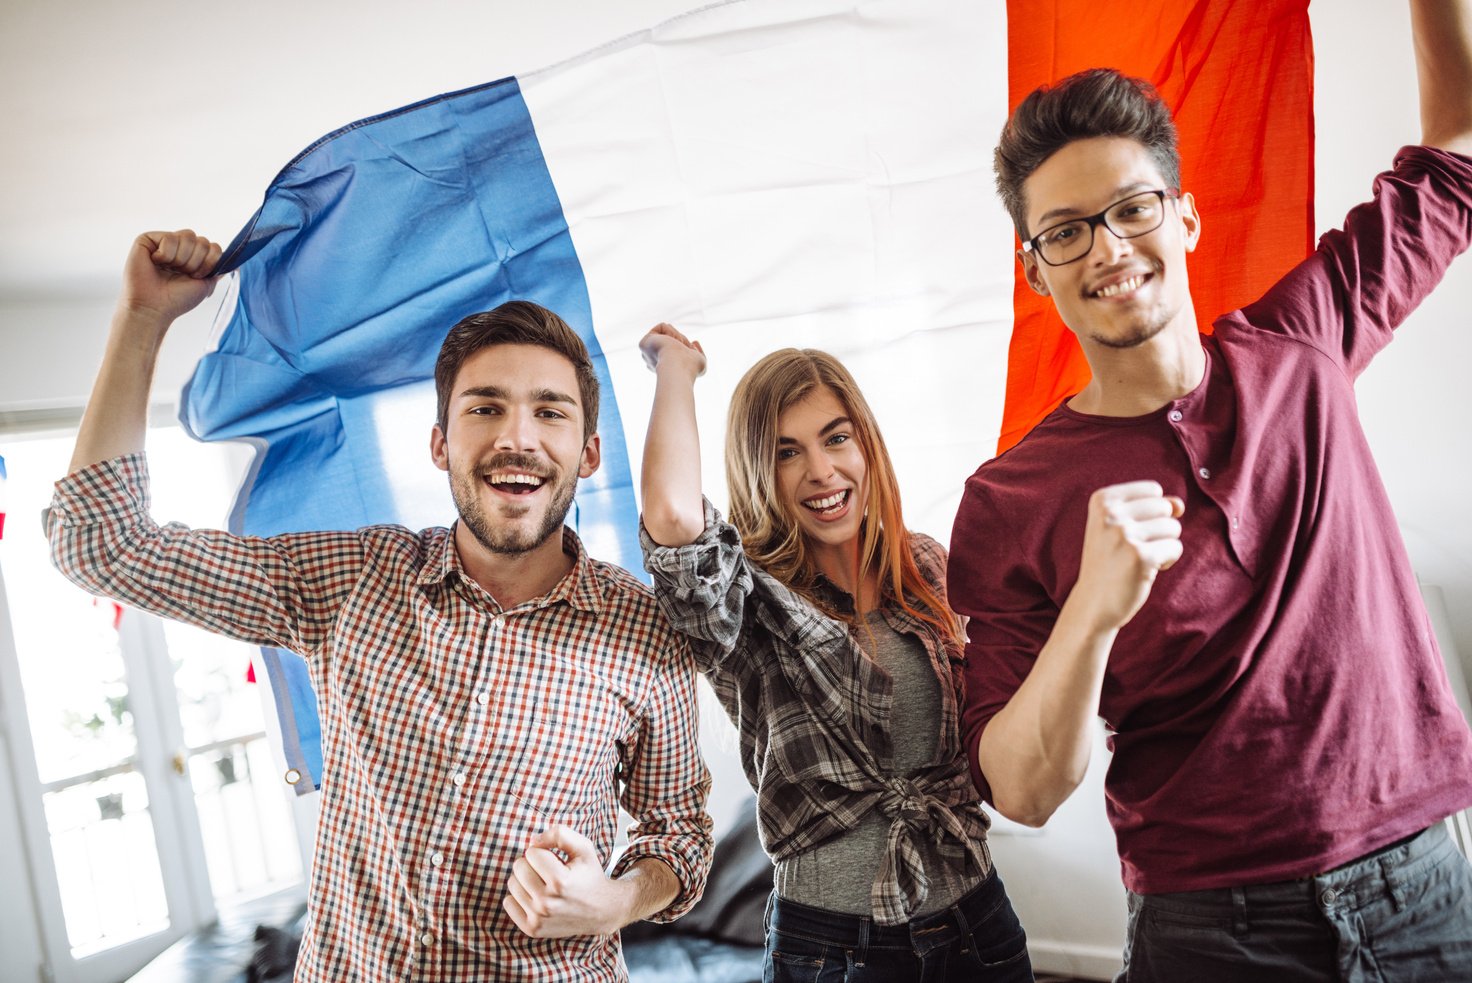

{"left": 433, "top": 301, "right": 600, "bottom": 440}
{"left": 995, "top": 68, "right": 1180, "bottom": 237}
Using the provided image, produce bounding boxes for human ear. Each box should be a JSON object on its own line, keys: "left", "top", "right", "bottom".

{"left": 430, "top": 424, "right": 449, "bottom": 472}
{"left": 1179, "top": 192, "right": 1202, "bottom": 254}
{"left": 1020, "top": 250, "right": 1051, "bottom": 296}
{"left": 579, "top": 433, "right": 602, "bottom": 479}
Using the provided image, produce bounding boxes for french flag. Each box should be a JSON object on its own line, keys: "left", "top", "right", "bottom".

{"left": 180, "top": 0, "right": 1311, "bottom": 791}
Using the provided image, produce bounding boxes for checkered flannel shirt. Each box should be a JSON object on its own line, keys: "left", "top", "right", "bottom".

{"left": 640, "top": 500, "right": 990, "bottom": 925}
{"left": 49, "top": 454, "right": 713, "bottom": 982}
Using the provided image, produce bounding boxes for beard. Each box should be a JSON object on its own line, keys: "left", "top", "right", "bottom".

{"left": 1089, "top": 314, "right": 1172, "bottom": 349}
{"left": 448, "top": 452, "right": 579, "bottom": 555}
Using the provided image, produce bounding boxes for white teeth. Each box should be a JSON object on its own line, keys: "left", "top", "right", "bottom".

{"left": 1095, "top": 274, "right": 1145, "bottom": 298}
{"left": 803, "top": 491, "right": 847, "bottom": 512}
{"left": 488, "top": 472, "right": 544, "bottom": 486}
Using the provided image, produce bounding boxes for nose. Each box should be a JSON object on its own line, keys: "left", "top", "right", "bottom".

{"left": 493, "top": 407, "right": 538, "bottom": 452}
{"left": 1088, "top": 221, "right": 1132, "bottom": 265}
{"left": 804, "top": 449, "right": 836, "bottom": 485}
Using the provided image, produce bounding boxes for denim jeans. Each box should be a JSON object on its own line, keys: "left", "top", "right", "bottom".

{"left": 763, "top": 867, "right": 1033, "bottom": 982}
{"left": 1118, "top": 821, "right": 1472, "bottom": 982}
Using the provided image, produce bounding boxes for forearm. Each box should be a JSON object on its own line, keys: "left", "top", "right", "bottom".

{"left": 1413, "top": 0, "right": 1472, "bottom": 154}
{"left": 977, "top": 595, "right": 1117, "bottom": 827}
{"left": 609, "top": 857, "right": 682, "bottom": 929}
{"left": 49, "top": 456, "right": 361, "bottom": 657}
{"left": 70, "top": 230, "right": 221, "bottom": 474}
{"left": 640, "top": 361, "right": 706, "bottom": 545}
{"left": 966, "top": 481, "right": 1181, "bottom": 825}
{"left": 69, "top": 306, "right": 172, "bottom": 474}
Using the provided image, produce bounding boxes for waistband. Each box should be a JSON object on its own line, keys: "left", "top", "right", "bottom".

{"left": 1129, "top": 823, "right": 1460, "bottom": 922}
{"left": 767, "top": 866, "right": 1007, "bottom": 954}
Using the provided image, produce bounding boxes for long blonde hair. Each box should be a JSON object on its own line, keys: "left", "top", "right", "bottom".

{"left": 725, "top": 349, "right": 959, "bottom": 644}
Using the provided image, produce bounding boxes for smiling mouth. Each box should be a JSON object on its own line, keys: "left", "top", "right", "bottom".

{"left": 1092, "top": 273, "right": 1150, "bottom": 299}
{"left": 802, "top": 489, "right": 850, "bottom": 516}
{"left": 484, "top": 471, "right": 548, "bottom": 496}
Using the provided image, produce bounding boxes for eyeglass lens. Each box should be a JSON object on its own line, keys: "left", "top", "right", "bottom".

{"left": 1035, "top": 191, "right": 1168, "bottom": 265}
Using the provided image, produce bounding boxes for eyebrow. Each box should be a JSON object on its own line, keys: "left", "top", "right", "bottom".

{"left": 777, "top": 416, "right": 852, "bottom": 445}
{"left": 458, "top": 385, "right": 578, "bottom": 406}
{"left": 1034, "top": 182, "right": 1157, "bottom": 229}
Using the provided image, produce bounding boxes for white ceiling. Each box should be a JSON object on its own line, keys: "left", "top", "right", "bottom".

{"left": 0, "top": 0, "right": 698, "bottom": 303}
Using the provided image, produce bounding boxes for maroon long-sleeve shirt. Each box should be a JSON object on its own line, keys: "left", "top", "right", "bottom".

{"left": 949, "top": 145, "right": 1472, "bottom": 894}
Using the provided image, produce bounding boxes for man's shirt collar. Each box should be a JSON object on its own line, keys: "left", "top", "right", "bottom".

{"left": 420, "top": 523, "right": 603, "bottom": 614}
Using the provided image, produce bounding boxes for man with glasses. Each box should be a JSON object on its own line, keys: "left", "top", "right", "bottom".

{"left": 947, "top": 1, "right": 1472, "bottom": 978}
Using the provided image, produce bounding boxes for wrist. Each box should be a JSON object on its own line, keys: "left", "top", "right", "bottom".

{"left": 600, "top": 874, "right": 642, "bottom": 934}
{"left": 610, "top": 856, "right": 680, "bottom": 929}
{"left": 1056, "top": 585, "right": 1124, "bottom": 647}
{"left": 108, "top": 304, "right": 173, "bottom": 355}
{"left": 655, "top": 351, "right": 704, "bottom": 382}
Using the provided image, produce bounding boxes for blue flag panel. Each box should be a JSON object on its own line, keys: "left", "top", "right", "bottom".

{"left": 182, "top": 77, "right": 639, "bottom": 791}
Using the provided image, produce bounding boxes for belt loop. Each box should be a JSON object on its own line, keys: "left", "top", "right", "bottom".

{"left": 855, "top": 915, "right": 870, "bottom": 966}
{"left": 1231, "top": 886, "right": 1249, "bottom": 937}
{"left": 952, "top": 894, "right": 973, "bottom": 942}
{"left": 1378, "top": 855, "right": 1407, "bottom": 912}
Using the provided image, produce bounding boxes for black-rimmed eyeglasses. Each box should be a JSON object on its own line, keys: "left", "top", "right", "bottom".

{"left": 1022, "top": 188, "right": 1181, "bottom": 267}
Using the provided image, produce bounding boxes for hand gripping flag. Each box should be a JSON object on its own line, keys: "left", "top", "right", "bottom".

{"left": 181, "top": 0, "right": 1312, "bottom": 794}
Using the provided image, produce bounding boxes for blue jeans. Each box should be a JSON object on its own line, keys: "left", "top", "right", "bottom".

{"left": 1118, "top": 821, "right": 1472, "bottom": 982}
{"left": 763, "top": 868, "right": 1033, "bottom": 982}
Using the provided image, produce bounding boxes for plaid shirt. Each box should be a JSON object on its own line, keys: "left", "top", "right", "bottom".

{"left": 641, "top": 500, "right": 990, "bottom": 925}
{"left": 49, "top": 454, "right": 712, "bottom": 982}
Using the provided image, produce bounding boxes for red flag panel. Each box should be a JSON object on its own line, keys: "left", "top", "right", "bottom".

{"left": 999, "top": 0, "right": 1314, "bottom": 452}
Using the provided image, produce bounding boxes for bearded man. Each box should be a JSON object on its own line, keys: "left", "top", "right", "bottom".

{"left": 48, "top": 230, "right": 713, "bottom": 982}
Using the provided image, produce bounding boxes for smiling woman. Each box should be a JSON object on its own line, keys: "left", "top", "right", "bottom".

{"left": 636, "top": 324, "right": 1033, "bottom": 982}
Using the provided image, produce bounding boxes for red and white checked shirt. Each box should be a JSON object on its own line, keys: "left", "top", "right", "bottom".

{"left": 48, "top": 454, "right": 713, "bottom": 982}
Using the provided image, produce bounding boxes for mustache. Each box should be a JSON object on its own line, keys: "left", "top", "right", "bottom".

{"left": 478, "top": 452, "right": 554, "bottom": 479}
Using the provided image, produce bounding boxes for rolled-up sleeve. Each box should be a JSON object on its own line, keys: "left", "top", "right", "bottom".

{"left": 1235, "top": 145, "right": 1472, "bottom": 377}
{"left": 639, "top": 498, "right": 755, "bottom": 671}
{"left": 48, "top": 453, "right": 365, "bottom": 660}
{"left": 610, "top": 632, "right": 714, "bottom": 922}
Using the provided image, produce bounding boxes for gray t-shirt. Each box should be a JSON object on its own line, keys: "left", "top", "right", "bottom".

{"left": 774, "top": 611, "right": 981, "bottom": 915}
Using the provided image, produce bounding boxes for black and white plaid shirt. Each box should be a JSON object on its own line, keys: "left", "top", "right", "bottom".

{"left": 641, "top": 500, "right": 990, "bottom": 925}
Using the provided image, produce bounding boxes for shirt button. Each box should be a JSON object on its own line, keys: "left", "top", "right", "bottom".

{"left": 451, "top": 772, "right": 467, "bottom": 788}
{"left": 476, "top": 691, "right": 490, "bottom": 706}
{"left": 1198, "top": 467, "right": 1212, "bottom": 480}
{"left": 1231, "top": 515, "right": 1241, "bottom": 529}
{"left": 1168, "top": 410, "right": 1183, "bottom": 422}
{"left": 429, "top": 851, "right": 445, "bottom": 867}
{"left": 421, "top": 931, "right": 435, "bottom": 946}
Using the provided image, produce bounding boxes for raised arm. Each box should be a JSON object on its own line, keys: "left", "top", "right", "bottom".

{"left": 638, "top": 323, "right": 709, "bottom": 546}
{"left": 51, "top": 230, "right": 366, "bottom": 662}
{"left": 69, "top": 230, "right": 222, "bottom": 474}
{"left": 964, "top": 482, "right": 1183, "bottom": 827}
{"left": 1413, "top": 0, "right": 1472, "bottom": 154}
